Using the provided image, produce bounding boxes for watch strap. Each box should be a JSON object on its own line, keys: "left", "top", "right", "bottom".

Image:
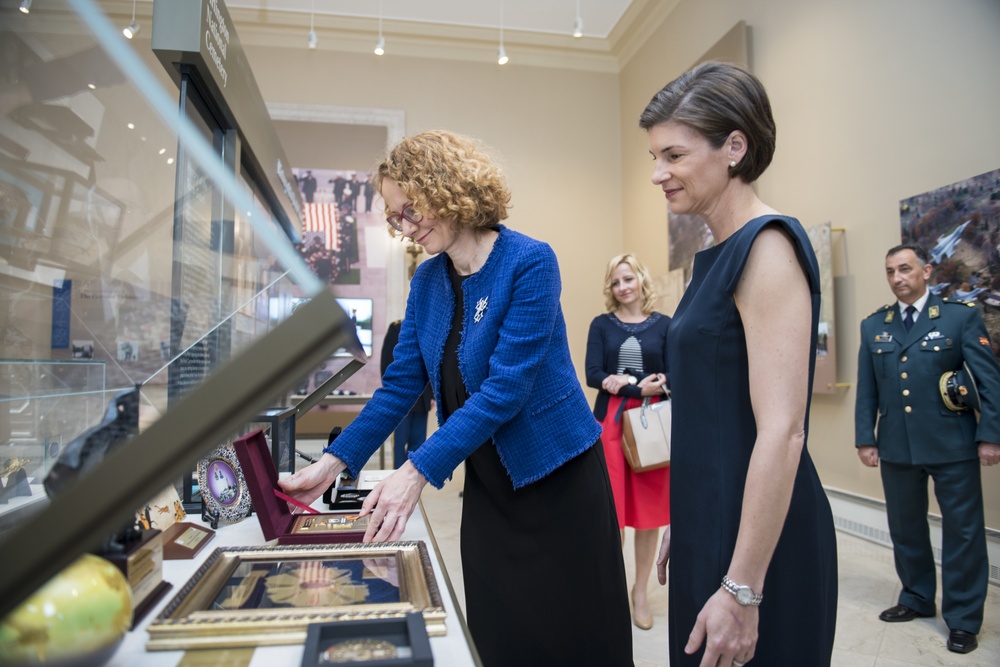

{"left": 721, "top": 575, "right": 763, "bottom": 606}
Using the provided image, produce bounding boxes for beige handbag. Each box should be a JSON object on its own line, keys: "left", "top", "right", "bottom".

{"left": 620, "top": 397, "right": 671, "bottom": 472}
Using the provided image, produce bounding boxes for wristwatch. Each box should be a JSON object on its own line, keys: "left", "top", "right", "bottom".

{"left": 627, "top": 375, "right": 638, "bottom": 385}
{"left": 721, "top": 575, "right": 763, "bottom": 606}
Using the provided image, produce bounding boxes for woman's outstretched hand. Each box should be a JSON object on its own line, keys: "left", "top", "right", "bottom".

{"left": 359, "top": 461, "right": 429, "bottom": 542}
{"left": 278, "top": 453, "right": 345, "bottom": 511}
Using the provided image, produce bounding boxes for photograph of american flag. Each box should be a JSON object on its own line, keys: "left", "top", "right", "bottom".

{"left": 302, "top": 203, "right": 339, "bottom": 250}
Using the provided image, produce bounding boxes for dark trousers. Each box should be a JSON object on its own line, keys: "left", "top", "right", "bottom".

{"left": 392, "top": 410, "right": 428, "bottom": 469}
{"left": 881, "top": 458, "right": 988, "bottom": 633}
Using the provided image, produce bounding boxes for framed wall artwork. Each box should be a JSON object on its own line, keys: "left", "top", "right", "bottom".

{"left": 900, "top": 167, "right": 1000, "bottom": 360}
{"left": 807, "top": 222, "right": 838, "bottom": 393}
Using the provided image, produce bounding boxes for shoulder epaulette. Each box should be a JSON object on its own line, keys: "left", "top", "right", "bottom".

{"left": 941, "top": 298, "right": 977, "bottom": 308}
{"left": 865, "top": 304, "right": 892, "bottom": 318}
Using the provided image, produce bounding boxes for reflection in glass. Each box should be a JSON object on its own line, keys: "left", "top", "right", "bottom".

{"left": 0, "top": 2, "right": 320, "bottom": 535}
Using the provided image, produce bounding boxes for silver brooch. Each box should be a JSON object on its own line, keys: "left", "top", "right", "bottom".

{"left": 474, "top": 296, "right": 489, "bottom": 323}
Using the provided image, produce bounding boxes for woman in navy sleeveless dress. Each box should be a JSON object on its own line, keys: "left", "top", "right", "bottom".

{"left": 640, "top": 63, "right": 837, "bottom": 666}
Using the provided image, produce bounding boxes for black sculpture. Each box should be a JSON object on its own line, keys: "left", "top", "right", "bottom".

{"left": 43, "top": 387, "right": 143, "bottom": 552}
{"left": 43, "top": 387, "right": 141, "bottom": 498}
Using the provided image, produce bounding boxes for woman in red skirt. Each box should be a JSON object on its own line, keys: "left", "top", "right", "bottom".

{"left": 586, "top": 253, "right": 671, "bottom": 630}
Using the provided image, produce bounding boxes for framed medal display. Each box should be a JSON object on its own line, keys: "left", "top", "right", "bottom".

{"left": 145, "top": 541, "right": 446, "bottom": 650}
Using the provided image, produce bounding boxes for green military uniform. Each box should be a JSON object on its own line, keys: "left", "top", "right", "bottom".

{"left": 855, "top": 293, "right": 1000, "bottom": 634}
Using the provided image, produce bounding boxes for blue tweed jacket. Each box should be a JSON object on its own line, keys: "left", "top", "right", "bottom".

{"left": 326, "top": 226, "right": 601, "bottom": 489}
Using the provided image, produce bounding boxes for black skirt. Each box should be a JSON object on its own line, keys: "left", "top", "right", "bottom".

{"left": 461, "top": 441, "right": 633, "bottom": 667}
{"left": 442, "top": 258, "right": 632, "bottom": 665}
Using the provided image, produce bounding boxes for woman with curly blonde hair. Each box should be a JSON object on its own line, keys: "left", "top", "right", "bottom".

{"left": 586, "top": 253, "right": 671, "bottom": 631}
{"left": 284, "top": 130, "right": 633, "bottom": 666}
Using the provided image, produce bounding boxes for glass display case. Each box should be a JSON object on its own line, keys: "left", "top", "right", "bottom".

{"left": 0, "top": 359, "right": 107, "bottom": 512}
{"left": 0, "top": 0, "right": 365, "bottom": 618}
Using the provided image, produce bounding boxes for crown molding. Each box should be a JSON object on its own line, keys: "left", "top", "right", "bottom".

{"left": 608, "top": 0, "right": 683, "bottom": 68}
{"left": 227, "top": 6, "right": 636, "bottom": 74}
{"left": 85, "top": 0, "right": 678, "bottom": 74}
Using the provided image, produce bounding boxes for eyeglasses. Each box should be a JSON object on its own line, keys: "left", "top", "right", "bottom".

{"left": 386, "top": 203, "right": 423, "bottom": 231}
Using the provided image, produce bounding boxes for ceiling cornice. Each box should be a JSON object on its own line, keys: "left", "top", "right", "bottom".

{"left": 226, "top": 4, "right": 675, "bottom": 74}
{"left": 87, "top": 1, "right": 676, "bottom": 74}
{"left": 228, "top": 7, "right": 620, "bottom": 73}
{"left": 607, "top": 0, "right": 683, "bottom": 68}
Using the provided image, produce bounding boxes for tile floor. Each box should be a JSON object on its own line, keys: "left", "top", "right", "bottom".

{"left": 302, "top": 440, "right": 1000, "bottom": 665}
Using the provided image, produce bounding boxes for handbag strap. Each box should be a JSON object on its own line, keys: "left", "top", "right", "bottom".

{"left": 613, "top": 395, "right": 650, "bottom": 424}
{"left": 613, "top": 397, "right": 628, "bottom": 424}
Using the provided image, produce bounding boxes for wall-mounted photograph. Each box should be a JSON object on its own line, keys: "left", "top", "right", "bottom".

{"left": 900, "top": 168, "right": 1000, "bottom": 358}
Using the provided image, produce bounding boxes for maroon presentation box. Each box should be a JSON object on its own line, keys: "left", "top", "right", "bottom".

{"left": 232, "top": 430, "right": 369, "bottom": 544}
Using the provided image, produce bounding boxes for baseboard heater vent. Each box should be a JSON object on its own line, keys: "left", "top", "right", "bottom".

{"left": 826, "top": 487, "right": 999, "bottom": 587}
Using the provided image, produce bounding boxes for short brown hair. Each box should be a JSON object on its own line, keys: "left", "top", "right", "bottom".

{"left": 639, "top": 61, "right": 776, "bottom": 183}
{"left": 374, "top": 130, "right": 511, "bottom": 231}
{"left": 886, "top": 243, "right": 930, "bottom": 266}
{"left": 603, "top": 254, "right": 657, "bottom": 314}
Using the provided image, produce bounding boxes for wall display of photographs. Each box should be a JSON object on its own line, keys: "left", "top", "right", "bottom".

{"left": 289, "top": 167, "right": 389, "bottom": 396}
{"left": 117, "top": 339, "right": 139, "bottom": 362}
{"left": 292, "top": 168, "right": 379, "bottom": 287}
{"left": 71, "top": 339, "right": 94, "bottom": 359}
{"left": 900, "top": 168, "right": 1000, "bottom": 359}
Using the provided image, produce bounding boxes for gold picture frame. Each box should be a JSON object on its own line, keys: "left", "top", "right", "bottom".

{"left": 146, "top": 541, "right": 446, "bottom": 650}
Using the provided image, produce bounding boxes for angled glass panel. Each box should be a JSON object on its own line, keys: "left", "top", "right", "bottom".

{"left": 0, "top": 0, "right": 362, "bottom": 578}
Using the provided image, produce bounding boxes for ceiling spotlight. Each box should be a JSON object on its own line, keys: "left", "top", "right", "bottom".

{"left": 573, "top": 1, "right": 583, "bottom": 38}
{"left": 19, "top": 0, "right": 32, "bottom": 14}
{"left": 497, "top": 0, "right": 508, "bottom": 65}
{"left": 123, "top": 0, "right": 140, "bottom": 39}
{"left": 374, "top": 0, "right": 385, "bottom": 55}
{"left": 308, "top": 0, "right": 317, "bottom": 49}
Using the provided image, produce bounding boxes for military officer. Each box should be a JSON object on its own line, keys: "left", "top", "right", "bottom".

{"left": 855, "top": 243, "right": 1000, "bottom": 655}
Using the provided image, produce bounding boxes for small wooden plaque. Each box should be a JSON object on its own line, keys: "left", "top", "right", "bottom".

{"left": 161, "top": 522, "right": 215, "bottom": 560}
